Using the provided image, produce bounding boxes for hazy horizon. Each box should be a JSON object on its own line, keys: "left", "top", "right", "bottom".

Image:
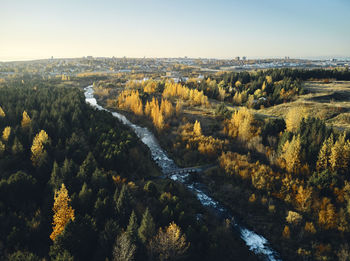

{"left": 1, "top": 0, "right": 349, "bottom": 62}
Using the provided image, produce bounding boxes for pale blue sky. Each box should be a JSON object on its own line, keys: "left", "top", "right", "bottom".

{"left": 0, "top": 0, "right": 349, "bottom": 61}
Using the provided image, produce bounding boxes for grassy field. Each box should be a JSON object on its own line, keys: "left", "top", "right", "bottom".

{"left": 257, "top": 81, "right": 350, "bottom": 131}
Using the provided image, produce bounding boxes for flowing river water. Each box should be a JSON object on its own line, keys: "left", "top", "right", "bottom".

{"left": 84, "top": 85, "right": 281, "bottom": 261}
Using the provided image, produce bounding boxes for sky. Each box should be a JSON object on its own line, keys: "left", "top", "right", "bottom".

{"left": 0, "top": 0, "right": 349, "bottom": 61}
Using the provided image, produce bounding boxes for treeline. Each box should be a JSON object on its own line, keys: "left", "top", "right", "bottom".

{"left": 187, "top": 68, "right": 350, "bottom": 109}
{"left": 0, "top": 81, "right": 256, "bottom": 261}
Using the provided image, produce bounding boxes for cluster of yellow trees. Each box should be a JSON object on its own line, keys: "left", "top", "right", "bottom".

{"left": 124, "top": 79, "right": 159, "bottom": 94}
{"left": 143, "top": 80, "right": 157, "bottom": 94}
{"left": 144, "top": 98, "right": 174, "bottom": 130}
{"left": 162, "top": 82, "right": 209, "bottom": 107}
{"left": 316, "top": 133, "right": 350, "bottom": 173}
{"left": 180, "top": 121, "right": 224, "bottom": 158}
{"left": 219, "top": 151, "right": 276, "bottom": 191}
{"left": 117, "top": 88, "right": 183, "bottom": 130}
{"left": 232, "top": 90, "right": 248, "bottom": 105}
{"left": 223, "top": 107, "right": 256, "bottom": 142}
{"left": 117, "top": 90, "right": 143, "bottom": 116}
{"left": 0, "top": 110, "right": 29, "bottom": 156}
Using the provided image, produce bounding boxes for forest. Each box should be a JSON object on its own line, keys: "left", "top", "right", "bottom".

{"left": 0, "top": 79, "right": 257, "bottom": 261}
{"left": 92, "top": 67, "right": 350, "bottom": 261}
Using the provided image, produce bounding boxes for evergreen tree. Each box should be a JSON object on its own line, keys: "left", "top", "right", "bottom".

{"left": 11, "top": 137, "right": 24, "bottom": 155}
{"left": 116, "top": 184, "right": 132, "bottom": 225}
{"left": 138, "top": 208, "right": 155, "bottom": 244}
{"left": 126, "top": 210, "right": 138, "bottom": 243}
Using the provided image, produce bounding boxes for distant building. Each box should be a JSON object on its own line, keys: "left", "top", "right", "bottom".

{"left": 242, "top": 56, "right": 246, "bottom": 61}
{"left": 235, "top": 56, "right": 240, "bottom": 61}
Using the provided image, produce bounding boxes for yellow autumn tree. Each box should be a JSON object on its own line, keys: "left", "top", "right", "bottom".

{"left": 21, "top": 111, "right": 31, "bottom": 128}
{"left": 50, "top": 183, "right": 75, "bottom": 241}
{"left": 224, "top": 107, "right": 255, "bottom": 141}
{"left": 160, "top": 99, "right": 174, "bottom": 119}
{"left": 218, "top": 86, "right": 226, "bottom": 101}
{"left": 0, "top": 141, "right": 5, "bottom": 156}
{"left": 2, "top": 126, "right": 11, "bottom": 142}
{"left": 175, "top": 101, "right": 182, "bottom": 116}
{"left": 285, "top": 107, "right": 308, "bottom": 132}
{"left": 31, "top": 130, "right": 50, "bottom": 166}
{"left": 304, "top": 222, "right": 316, "bottom": 234}
{"left": 316, "top": 134, "right": 334, "bottom": 171}
{"left": 193, "top": 120, "right": 202, "bottom": 136}
{"left": 279, "top": 135, "right": 301, "bottom": 173}
{"left": 282, "top": 225, "right": 290, "bottom": 239}
{"left": 329, "top": 132, "right": 350, "bottom": 173}
{"left": 295, "top": 186, "right": 313, "bottom": 212}
{"left": 117, "top": 90, "right": 143, "bottom": 116}
{"left": 235, "top": 81, "right": 242, "bottom": 88}
{"left": 144, "top": 80, "right": 157, "bottom": 94}
{"left": 0, "top": 106, "right": 5, "bottom": 118}
{"left": 266, "top": 75, "right": 273, "bottom": 84}
{"left": 318, "top": 197, "right": 337, "bottom": 230}
{"left": 149, "top": 222, "right": 189, "bottom": 261}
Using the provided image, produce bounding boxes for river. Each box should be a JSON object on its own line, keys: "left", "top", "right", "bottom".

{"left": 84, "top": 85, "right": 281, "bottom": 261}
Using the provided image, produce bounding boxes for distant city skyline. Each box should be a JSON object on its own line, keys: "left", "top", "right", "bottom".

{"left": 1, "top": 0, "right": 349, "bottom": 62}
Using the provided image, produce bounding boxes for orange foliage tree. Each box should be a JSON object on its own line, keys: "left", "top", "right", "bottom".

{"left": 31, "top": 130, "right": 50, "bottom": 166}
{"left": 50, "top": 184, "right": 75, "bottom": 241}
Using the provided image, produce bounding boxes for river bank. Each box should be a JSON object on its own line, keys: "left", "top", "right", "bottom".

{"left": 85, "top": 85, "right": 281, "bottom": 261}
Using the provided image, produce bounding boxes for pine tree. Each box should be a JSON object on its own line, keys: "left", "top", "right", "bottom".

{"left": 21, "top": 110, "right": 31, "bottom": 129}
{"left": 11, "top": 137, "right": 24, "bottom": 155}
{"left": 126, "top": 210, "right": 138, "bottom": 243}
{"left": 116, "top": 184, "right": 132, "bottom": 225}
{"left": 2, "top": 126, "right": 11, "bottom": 142}
{"left": 50, "top": 184, "right": 75, "bottom": 241}
{"left": 138, "top": 208, "right": 155, "bottom": 244}
{"left": 49, "top": 161, "right": 62, "bottom": 191}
